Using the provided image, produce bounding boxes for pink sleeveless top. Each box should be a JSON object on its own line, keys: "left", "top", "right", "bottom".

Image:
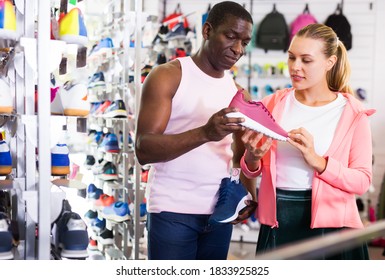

{"left": 146, "top": 56, "right": 237, "bottom": 214}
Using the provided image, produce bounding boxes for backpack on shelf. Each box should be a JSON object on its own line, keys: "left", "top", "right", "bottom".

{"left": 290, "top": 4, "right": 318, "bottom": 42}
{"left": 325, "top": 3, "right": 352, "bottom": 50}
{"left": 256, "top": 4, "right": 289, "bottom": 53}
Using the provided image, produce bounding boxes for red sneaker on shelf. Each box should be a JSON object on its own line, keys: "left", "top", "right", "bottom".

{"left": 227, "top": 89, "right": 288, "bottom": 141}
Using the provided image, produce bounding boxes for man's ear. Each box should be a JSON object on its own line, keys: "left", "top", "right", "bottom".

{"left": 202, "top": 22, "right": 212, "bottom": 40}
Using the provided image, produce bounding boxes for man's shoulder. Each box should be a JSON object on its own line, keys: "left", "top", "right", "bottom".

{"left": 150, "top": 59, "right": 181, "bottom": 77}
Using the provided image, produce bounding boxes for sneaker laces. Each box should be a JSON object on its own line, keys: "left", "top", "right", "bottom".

{"left": 248, "top": 100, "right": 276, "bottom": 122}
{"left": 215, "top": 179, "right": 234, "bottom": 206}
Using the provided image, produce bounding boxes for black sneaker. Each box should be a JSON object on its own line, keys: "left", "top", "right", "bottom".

{"left": 98, "top": 228, "right": 114, "bottom": 245}
{"left": 84, "top": 154, "right": 95, "bottom": 169}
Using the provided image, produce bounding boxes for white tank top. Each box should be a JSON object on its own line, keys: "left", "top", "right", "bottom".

{"left": 146, "top": 56, "right": 237, "bottom": 214}
{"left": 276, "top": 90, "right": 346, "bottom": 190}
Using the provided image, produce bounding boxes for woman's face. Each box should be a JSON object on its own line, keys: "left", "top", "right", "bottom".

{"left": 287, "top": 36, "right": 335, "bottom": 91}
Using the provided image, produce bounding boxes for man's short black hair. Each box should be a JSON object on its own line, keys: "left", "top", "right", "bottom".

{"left": 206, "top": 1, "right": 253, "bottom": 29}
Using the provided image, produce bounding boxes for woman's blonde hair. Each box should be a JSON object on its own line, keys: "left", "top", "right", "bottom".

{"left": 296, "top": 23, "right": 353, "bottom": 94}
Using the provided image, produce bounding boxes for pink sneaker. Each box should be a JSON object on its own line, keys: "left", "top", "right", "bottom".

{"left": 227, "top": 89, "right": 288, "bottom": 141}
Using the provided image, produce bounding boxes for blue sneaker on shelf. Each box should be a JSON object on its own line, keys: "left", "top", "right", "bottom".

{"left": 88, "top": 71, "right": 106, "bottom": 89}
{"left": 0, "top": 138, "right": 12, "bottom": 176}
{"left": 51, "top": 142, "right": 70, "bottom": 176}
{"left": 165, "top": 22, "right": 186, "bottom": 41}
{"left": 103, "top": 97, "right": 127, "bottom": 119}
{"left": 104, "top": 133, "right": 120, "bottom": 153}
{"left": 102, "top": 201, "right": 130, "bottom": 223}
{"left": 55, "top": 211, "right": 89, "bottom": 259}
{"left": 208, "top": 176, "right": 251, "bottom": 225}
{"left": 89, "top": 37, "right": 114, "bottom": 56}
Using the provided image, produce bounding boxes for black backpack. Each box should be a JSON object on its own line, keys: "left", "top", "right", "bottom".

{"left": 325, "top": 4, "right": 352, "bottom": 50}
{"left": 256, "top": 5, "right": 289, "bottom": 53}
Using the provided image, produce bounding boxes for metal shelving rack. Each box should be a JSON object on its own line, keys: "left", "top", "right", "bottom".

{"left": 3, "top": 0, "right": 148, "bottom": 260}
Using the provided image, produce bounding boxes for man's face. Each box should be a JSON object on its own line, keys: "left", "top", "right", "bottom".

{"left": 205, "top": 15, "right": 252, "bottom": 71}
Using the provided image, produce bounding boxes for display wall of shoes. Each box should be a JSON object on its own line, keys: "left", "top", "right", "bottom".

{"left": 0, "top": 0, "right": 147, "bottom": 260}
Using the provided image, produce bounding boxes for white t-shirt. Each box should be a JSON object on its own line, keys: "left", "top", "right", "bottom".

{"left": 276, "top": 90, "right": 346, "bottom": 190}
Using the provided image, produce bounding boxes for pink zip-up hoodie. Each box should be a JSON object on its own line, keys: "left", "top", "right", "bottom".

{"left": 252, "top": 88, "right": 375, "bottom": 229}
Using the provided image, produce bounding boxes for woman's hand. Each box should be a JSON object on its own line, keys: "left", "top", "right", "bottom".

{"left": 287, "top": 127, "right": 327, "bottom": 173}
{"left": 242, "top": 129, "right": 273, "bottom": 164}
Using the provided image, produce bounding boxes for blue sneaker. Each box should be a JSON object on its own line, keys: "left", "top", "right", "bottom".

{"left": 208, "top": 177, "right": 251, "bottom": 225}
{"left": 0, "top": 139, "right": 12, "bottom": 176}
{"left": 91, "top": 218, "right": 106, "bottom": 234}
{"left": 102, "top": 201, "right": 130, "bottom": 222}
{"left": 86, "top": 184, "right": 103, "bottom": 201}
{"left": 103, "top": 98, "right": 127, "bottom": 118}
{"left": 98, "top": 133, "right": 120, "bottom": 154}
{"left": 51, "top": 143, "right": 70, "bottom": 176}
{"left": 165, "top": 22, "right": 186, "bottom": 41}
{"left": 88, "top": 71, "right": 106, "bottom": 89}
{"left": 56, "top": 211, "right": 89, "bottom": 259}
{"left": 83, "top": 209, "right": 97, "bottom": 225}
{"left": 104, "top": 133, "right": 120, "bottom": 153}
{"left": 89, "top": 37, "right": 114, "bottom": 56}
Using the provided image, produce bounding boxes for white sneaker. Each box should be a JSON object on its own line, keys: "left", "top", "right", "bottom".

{"left": 0, "top": 78, "right": 13, "bottom": 114}
{"left": 60, "top": 81, "right": 90, "bottom": 117}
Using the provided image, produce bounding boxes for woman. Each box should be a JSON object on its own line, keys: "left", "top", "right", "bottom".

{"left": 240, "top": 23, "right": 375, "bottom": 259}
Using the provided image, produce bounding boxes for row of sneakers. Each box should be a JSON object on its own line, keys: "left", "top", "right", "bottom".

{"left": 86, "top": 183, "right": 147, "bottom": 223}
{"left": 234, "top": 62, "right": 290, "bottom": 79}
{"left": 1, "top": 74, "right": 90, "bottom": 118}
{"left": 88, "top": 131, "right": 124, "bottom": 155}
{"left": 89, "top": 96, "right": 129, "bottom": 119}
{"left": 86, "top": 130, "right": 134, "bottom": 157}
{"left": 85, "top": 183, "right": 127, "bottom": 251}
{"left": 0, "top": 1, "right": 88, "bottom": 45}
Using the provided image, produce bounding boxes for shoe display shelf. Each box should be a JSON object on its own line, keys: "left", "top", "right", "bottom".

{"left": 0, "top": 0, "right": 42, "bottom": 260}
{"left": 77, "top": 0, "right": 148, "bottom": 260}
{"left": 0, "top": 0, "right": 99, "bottom": 260}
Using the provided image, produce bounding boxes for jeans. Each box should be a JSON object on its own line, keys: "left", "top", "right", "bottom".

{"left": 147, "top": 211, "right": 233, "bottom": 260}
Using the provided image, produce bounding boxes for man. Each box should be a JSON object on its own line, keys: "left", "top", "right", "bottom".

{"left": 135, "top": 1, "right": 256, "bottom": 260}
